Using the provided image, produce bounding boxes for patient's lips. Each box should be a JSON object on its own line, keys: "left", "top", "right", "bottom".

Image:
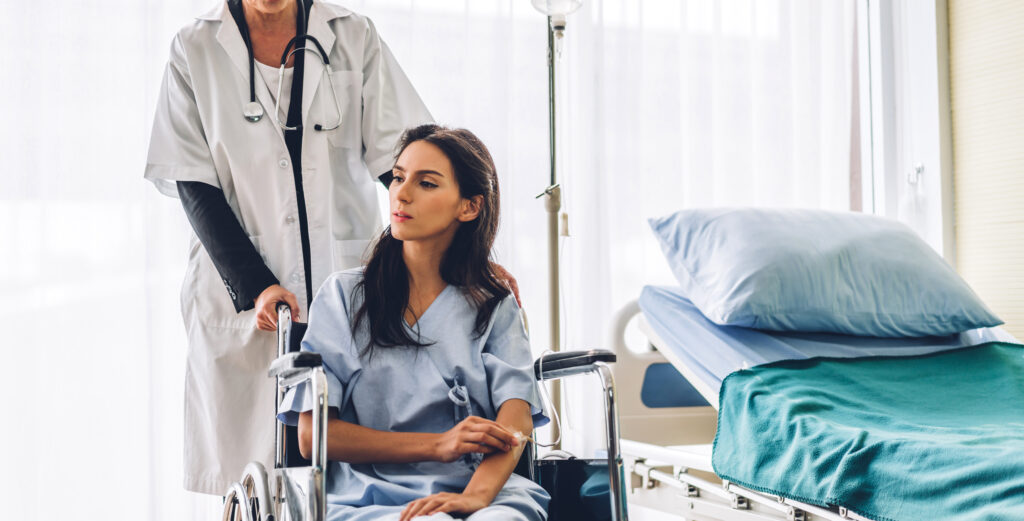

{"left": 392, "top": 211, "right": 412, "bottom": 223}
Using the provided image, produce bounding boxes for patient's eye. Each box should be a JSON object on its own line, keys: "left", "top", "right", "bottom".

{"left": 392, "top": 174, "right": 405, "bottom": 184}
{"left": 420, "top": 180, "right": 438, "bottom": 189}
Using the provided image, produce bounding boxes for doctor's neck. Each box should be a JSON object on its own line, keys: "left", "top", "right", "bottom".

{"left": 241, "top": 0, "right": 298, "bottom": 32}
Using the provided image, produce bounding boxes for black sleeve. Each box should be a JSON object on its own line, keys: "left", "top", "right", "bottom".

{"left": 177, "top": 181, "right": 279, "bottom": 313}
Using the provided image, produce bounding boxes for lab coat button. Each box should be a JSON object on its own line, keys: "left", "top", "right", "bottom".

{"left": 285, "top": 215, "right": 295, "bottom": 224}
{"left": 279, "top": 158, "right": 290, "bottom": 169}
{"left": 291, "top": 273, "right": 301, "bottom": 282}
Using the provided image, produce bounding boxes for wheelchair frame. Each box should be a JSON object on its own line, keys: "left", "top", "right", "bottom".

{"left": 221, "top": 303, "right": 630, "bottom": 521}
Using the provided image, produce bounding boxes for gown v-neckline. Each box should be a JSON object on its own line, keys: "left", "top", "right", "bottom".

{"left": 404, "top": 284, "right": 451, "bottom": 328}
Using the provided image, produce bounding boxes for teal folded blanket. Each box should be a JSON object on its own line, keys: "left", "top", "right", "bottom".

{"left": 712, "top": 342, "right": 1024, "bottom": 521}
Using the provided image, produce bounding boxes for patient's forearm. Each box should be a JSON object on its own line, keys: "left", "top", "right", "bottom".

{"left": 298, "top": 411, "right": 440, "bottom": 464}
{"left": 462, "top": 400, "right": 533, "bottom": 502}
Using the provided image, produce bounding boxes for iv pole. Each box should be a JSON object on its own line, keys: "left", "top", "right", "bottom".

{"left": 536, "top": 13, "right": 568, "bottom": 450}
{"left": 531, "top": 7, "right": 630, "bottom": 520}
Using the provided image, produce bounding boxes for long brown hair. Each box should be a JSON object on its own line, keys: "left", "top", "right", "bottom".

{"left": 353, "top": 124, "right": 509, "bottom": 354}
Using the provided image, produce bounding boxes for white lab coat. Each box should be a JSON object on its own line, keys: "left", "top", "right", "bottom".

{"left": 144, "top": 1, "right": 432, "bottom": 495}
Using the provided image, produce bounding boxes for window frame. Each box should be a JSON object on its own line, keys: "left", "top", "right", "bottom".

{"left": 858, "top": 0, "right": 956, "bottom": 263}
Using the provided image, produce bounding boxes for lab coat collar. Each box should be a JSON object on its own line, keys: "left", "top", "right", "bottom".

{"left": 209, "top": 1, "right": 347, "bottom": 129}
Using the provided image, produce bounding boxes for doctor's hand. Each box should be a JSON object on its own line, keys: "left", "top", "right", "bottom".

{"left": 433, "top": 416, "right": 519, "bottom": 463}
{"left": 490, "top": 262, "right": 520, "bottom": 307}
{"left": 254, "top": 284, "right": 300, "bottom": 331}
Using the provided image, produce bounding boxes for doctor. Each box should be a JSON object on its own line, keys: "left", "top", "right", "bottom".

{"left": 145, "top": 0, "right": 433, "bottom": 495}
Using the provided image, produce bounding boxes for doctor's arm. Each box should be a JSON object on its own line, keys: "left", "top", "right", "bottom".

{"left": 295, "top": 409, "right": 519, "bottom": 464}
{"left": 177, "top": 181, "right": 298, "bottom": 325}
{"left": 398, "top": 399, "right": 533, "bottom": 521}
{"left": 150, "top": 35, "right": 294, "bottom": 326}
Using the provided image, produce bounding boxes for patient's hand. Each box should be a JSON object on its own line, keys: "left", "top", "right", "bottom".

{"left": 399, "top": 491, "right": 489, "bottom": 521}
{"left": 433, "top": 416, "right": 519, "bottom": 463}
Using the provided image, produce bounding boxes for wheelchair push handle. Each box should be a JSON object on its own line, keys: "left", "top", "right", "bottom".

{"left": 532, "top": 348, "right": 628, "bottom": 521}
{"left": 535, "top": 349, "right": 617, "bottom": 380}
{"left": 276, "top": 302, "right": 293, "bottom": 358}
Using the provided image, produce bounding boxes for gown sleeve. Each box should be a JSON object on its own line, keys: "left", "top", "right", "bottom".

{"left": 278, "top": 273, "right": 364, "bottom": 425}
{"left": 144, "top": 33, "right": 221, "bottom": 197}
{"left": 483, "top": 295, "right": 550, "bottom": 427}
{"left": 360, "top": 18, "right": 434, "bottom": 180}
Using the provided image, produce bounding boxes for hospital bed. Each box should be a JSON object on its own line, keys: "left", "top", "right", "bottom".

{"left": 608, "top": 285, "right": 1019, "bottom": 521}
{"left": 220, "top": 304, "right": 631, "bottom": 521}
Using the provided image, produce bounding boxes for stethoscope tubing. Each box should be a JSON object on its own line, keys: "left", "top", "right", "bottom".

{"left": 273, "top": 38, "right": 342, "bottom": 132}
{"left": 231, "top": 0, "right": 341, "bottom": 131}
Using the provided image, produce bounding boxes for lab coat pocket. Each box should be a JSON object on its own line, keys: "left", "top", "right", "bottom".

{"left": 332, "top": 239, "right": 369, "bottom": 272}
{"left": 191, "top": 236, "right": 264, "bottom": 330}
{"left": 324, "top": 70, "right": 361, "bottom": 149}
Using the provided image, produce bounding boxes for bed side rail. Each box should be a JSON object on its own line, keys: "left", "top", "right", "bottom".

{"left": 608, "top": 299, "right": 718, "bottom": 446}
{"left": 622, "top": 440, "right": 877, "bottom": 521}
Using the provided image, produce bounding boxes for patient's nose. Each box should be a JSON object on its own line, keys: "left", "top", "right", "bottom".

{"left": 394, "top": 181, "right": 413, "bottom": 204}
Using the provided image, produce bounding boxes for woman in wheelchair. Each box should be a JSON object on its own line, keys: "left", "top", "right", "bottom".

{"left": 278, "top": 124, "right": 550, "bottom": 521}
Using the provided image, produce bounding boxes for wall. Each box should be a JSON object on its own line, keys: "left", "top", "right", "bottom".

{"left": 948, "top": 0, "right": 1024, "bottom": 337}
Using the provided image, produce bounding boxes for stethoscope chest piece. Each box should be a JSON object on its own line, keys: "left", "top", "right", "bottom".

{"left": 243, "top": 101, "right": 264, "bottom": 122}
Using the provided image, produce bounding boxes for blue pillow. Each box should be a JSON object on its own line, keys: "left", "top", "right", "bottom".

{"left": 648, "top": 208, "right": 1002, "bottom": 337}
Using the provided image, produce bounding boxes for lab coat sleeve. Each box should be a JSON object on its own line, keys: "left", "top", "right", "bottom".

{"left": 144, "top": 33, "right": 221, "bottom": 198}
{"left": 360, "top": 19, "right": 434, "bottom": 180}
{"left": 482, "top": 295, "right": 550, "bottom": 428}
{"left": 278, "top": 273, "right": 363, "bottom": 426}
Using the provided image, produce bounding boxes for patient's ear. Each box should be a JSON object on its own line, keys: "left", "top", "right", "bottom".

{"left": 458, "top": 195, "right": 483, "bottom": 222}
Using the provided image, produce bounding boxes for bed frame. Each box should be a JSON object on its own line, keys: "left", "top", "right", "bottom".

{"left": 608, "top": 300, "right": 877, "bottom": 521}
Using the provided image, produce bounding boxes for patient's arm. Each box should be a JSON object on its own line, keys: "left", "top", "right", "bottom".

{"left": 462, "top": 399, "right": 533, "bottom": 498}
{"left": 398, "top": 399, "right": 534, "bottom": 521}
{"left": 296, "top": 409, "right": 518, "bottom": 464}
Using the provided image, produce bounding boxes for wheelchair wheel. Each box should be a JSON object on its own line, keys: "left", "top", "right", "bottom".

{"left": 223, "top": 462, "right": 273, "bottom": 521}
{"left": 242, "top": 462, "right": 273, "bottom": 521}
{"left": 222, "top": 481, "right": 252, "bottom": 521}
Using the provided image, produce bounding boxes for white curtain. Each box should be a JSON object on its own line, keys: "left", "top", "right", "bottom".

{"left": 554, "top": 0, "right": 856, "bottom": 456}
{"left": 0, "top": 1, "right": 225, "bottom": 519}
{"left": 0, "top": 0, "right": 854, "bottom": 519}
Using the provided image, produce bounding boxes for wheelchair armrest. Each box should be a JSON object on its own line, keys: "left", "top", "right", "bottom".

{"left": 268, "top": 352, "right": 323, "bottom": 380}
{"left": 534, "top": 349, "right": 616, "bottom": 380}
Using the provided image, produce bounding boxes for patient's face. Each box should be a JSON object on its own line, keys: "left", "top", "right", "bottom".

{"left": 389, "top": 140, "right": 475, "bottom": 245}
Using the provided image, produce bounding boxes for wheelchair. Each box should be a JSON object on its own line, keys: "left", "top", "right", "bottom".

{"left": 222, "top": 304, "right": 629, "bottom": 521}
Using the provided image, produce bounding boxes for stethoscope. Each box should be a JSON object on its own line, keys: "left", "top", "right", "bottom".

{"left": 231, "top": 0, "right": 342, "bottom": 132}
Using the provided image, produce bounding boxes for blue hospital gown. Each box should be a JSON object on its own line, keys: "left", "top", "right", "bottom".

{"left": 279, "top": 269, "right": 550, "bottom": 521}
